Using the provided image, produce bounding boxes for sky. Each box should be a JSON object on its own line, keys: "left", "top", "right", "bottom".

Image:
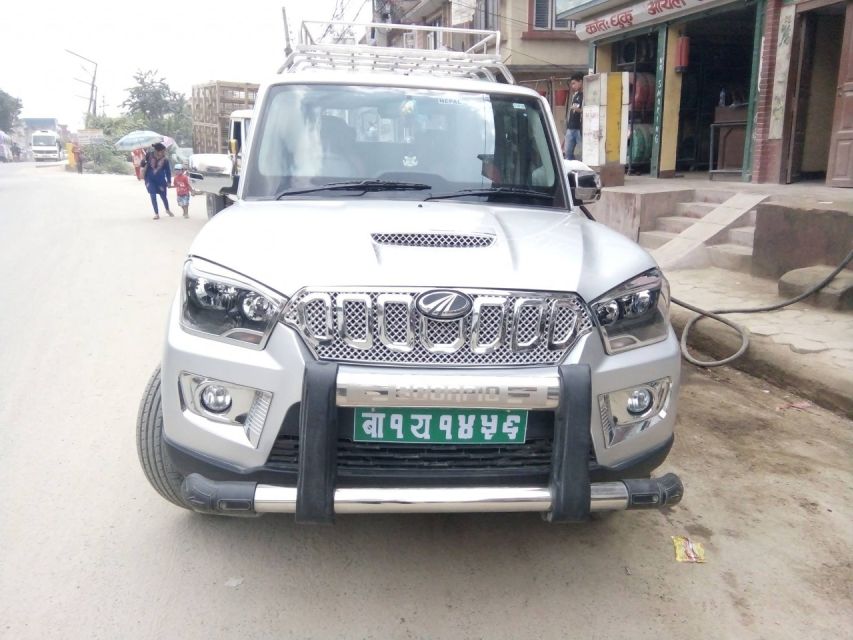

{"left": 2, "top": 0, "right": 372, "bottom": 131}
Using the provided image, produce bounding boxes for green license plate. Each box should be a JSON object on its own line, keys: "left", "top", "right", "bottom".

{"left": 353, "top": 408, "right": 528, "bottom": 445}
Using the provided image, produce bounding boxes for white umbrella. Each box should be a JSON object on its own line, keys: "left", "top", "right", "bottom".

{"left": 114, "top": 130, "right": 167, "bottom": 151}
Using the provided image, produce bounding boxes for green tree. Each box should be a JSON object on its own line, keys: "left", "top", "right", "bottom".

{"left": 160, "top": 96, "right": 192, "bottom": 147}
{"left": 0, "top": 89, "right": 23, "bottom": 132}
{"left": 85, "top": 112, "right": 147, "bottom": 138}
{"left": 122, "top": 70, "right": 192, "bottom": 146}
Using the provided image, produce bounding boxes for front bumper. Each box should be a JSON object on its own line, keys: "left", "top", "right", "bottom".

{"left": 161, "top": 301, "right": 683, "bottom": 521}
{"left": 180, "top": 472, "right": 683, "bottom": 516}
{"left": 164, "top": 361, "right": 682, "bottom": 522}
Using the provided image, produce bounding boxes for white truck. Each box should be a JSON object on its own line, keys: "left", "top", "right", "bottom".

{"left": 189, "top": 109, "right": 252, "bottom": 218}
{"left": 31, "top": 129, "right": 62, "bottom": 162}
{"left": 138, "top": 22, "right": 683, "bottom": 523}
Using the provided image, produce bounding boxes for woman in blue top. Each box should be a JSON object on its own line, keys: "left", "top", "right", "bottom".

{"left": 143, "top": 142, "right": 173, "bottom": 220}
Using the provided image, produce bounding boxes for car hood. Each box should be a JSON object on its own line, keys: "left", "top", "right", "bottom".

{"left": 189, "top": 199, "right": 657, "bottom": 302}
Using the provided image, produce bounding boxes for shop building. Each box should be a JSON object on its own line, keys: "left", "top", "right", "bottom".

{"left": 562, "top": 0, "right": 853, "bottom": 187}
{"left": 376, "top": 1, "right": 590, "bottom": 132}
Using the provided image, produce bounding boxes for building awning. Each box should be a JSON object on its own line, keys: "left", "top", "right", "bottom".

{"left": 575, "top": 0, "right": 742, "bottom": 41}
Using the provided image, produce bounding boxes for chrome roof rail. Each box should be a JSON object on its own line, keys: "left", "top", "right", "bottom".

{"left": 278, "top": 21, "right": 514, "bottom": 84}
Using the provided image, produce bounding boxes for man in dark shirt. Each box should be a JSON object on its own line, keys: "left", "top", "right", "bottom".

{"left": 563, "top": 73, "right": 584, "bottom": 160}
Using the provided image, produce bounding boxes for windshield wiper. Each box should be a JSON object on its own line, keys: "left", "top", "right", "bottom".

{"left": 423, "top": 187, "right": 555, "bottom": 202}
{"left": 274, "top": 180, "right": 432, "bottom": 199}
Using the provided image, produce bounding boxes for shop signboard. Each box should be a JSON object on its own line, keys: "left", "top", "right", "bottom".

{"left": 76, "top": 128, "right": 104, "bottom": 146}
{"left": 576, "top": 0, "right": 735, "bottom": 41}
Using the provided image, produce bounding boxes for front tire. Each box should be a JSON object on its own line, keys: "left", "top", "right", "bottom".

{"left": 136, "top": 367, "right": 190, "bottom": 509}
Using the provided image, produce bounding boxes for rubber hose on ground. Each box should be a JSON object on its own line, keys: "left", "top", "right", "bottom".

{"left": 673, "top": 249, "right": 853, "bottom": 368}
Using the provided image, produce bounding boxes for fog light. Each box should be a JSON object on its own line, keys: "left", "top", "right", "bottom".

{"left": 200, "top": 384, "right": 232, "bottom": 413}
{"left": 627, "top": 387, "right": 653, "bottom": 415}
{"left": 179, "top": 372, "right": 274, "bottom": 448}
{"left": 598, "top": 378, "right": 672, "bottom": 448}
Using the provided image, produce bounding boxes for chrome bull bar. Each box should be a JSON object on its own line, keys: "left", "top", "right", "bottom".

{"left": 180, "top": 473, "right": 683, "bottom": 516}
{"left": 254, "top": 482, "right": 631, "bottom": 514}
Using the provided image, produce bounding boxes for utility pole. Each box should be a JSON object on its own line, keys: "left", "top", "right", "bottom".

{"left": 65, "top": 49, "right": 98, "bottom": 119}
{"left": 282, "top": 6, "right": 292, "bottom": 57}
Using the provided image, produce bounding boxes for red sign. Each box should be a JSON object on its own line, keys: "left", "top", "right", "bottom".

{"left": 577, "top": 0, "right": 719, "bottom": 41}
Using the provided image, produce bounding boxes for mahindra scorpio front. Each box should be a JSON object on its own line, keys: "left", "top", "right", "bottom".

{"left": 137, "top": 72, "right": 683, "bottom": 523}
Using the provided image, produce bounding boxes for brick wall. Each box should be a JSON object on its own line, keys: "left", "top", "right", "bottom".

{"left": 752, "top": 0, "right": 783, "bottom": 183}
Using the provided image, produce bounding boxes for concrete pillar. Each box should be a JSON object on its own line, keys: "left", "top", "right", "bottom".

{"left": 659, "top": 26, "right": 684, "bottom": 177}
{"left": 596, "top": 43, "right": 614, "bottom": 73}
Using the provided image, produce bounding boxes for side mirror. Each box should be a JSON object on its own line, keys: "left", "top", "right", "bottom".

{"left": 567, "top": 169, "right": 601, "bottom": 204}
{"left": 188, "top": 153, "right": 235, "bottom": 196}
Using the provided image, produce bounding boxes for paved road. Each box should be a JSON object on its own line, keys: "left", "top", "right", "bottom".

{"left": 1, "top": 163, "right": 851, "bottom": 639}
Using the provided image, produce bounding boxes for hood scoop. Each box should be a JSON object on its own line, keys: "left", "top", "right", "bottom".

{"left": 370, "top": 232, "right": 495, "bottom": 249}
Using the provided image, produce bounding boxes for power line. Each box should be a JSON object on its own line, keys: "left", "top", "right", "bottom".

{"left": 352, "top": 0, "right": 371, "bottom": 22}
{"left": 501, "top": 44, "right": 586, "bottom": 74}
{"left": 334, "top": 0, "right": 372, "bottom": 43}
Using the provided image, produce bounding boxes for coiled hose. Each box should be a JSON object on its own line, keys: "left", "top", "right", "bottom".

{"left": 673, "top": 249, "right": 853, "bottom": 367}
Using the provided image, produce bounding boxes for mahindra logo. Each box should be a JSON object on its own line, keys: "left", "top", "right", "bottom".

{"left": 416, "top": 290, "right": 473, "bottom": 320}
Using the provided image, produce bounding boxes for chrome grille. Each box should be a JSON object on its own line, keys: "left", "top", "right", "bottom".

{"left": 304, "top": 298, "right": 329, "bottom": 338}
{"left": 516, "top": 304, "right": 541, "bottom": 344}
{"left": 371, "top": 232, "right": 495, "bottom": 248}
{"left": 282, "top": 287, "right": 593, "bottom": 367}
{"left": 385, "top": 302, "right": 409, "bottom": 344}
{"left": 342, "top": 300, "right": 368, "bottom": 340}
{"left": 478, "top": 304, "right": 503, "bottom": 345}
{"left": 427, "top": 317, "right": 461, "bottom": 345}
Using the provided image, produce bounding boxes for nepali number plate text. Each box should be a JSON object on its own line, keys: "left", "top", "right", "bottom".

{"left": 353, "top": 408, "right": 529, "bottom": 445}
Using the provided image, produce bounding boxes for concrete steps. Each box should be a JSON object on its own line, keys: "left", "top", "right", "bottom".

{"left": 656, "top": 216, "right": 697, "bottom": 234}
{"left": 639, "top": 230, "right": 678, "bottom": 250}
{"left": 692, "top": 189, "right": 737, "bottom": 204}
{"left": 728, "top": 225, "right": 756, "bottom": 246}
{"left": 649, "top": 193, "right": 767, "bottom": 273}
{"left": 675, "top": 202, "right": 717, "bottom": 219}
{"left": 707, "top": 243, "right": 753, "bottom": 272}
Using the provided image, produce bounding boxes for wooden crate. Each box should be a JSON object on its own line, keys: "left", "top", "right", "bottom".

{"left": 191, "top": 81, "right": 259, "bottom": 153}
{"left": 192, "top": 119, "right": 230, "bottom": 154}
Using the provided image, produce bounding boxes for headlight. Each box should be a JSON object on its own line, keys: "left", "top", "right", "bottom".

{"left": 591, "top": 269, "right": 669, "bottom": 354}
{"left": 181, "top": 258, "right": 286, "bottom": 348}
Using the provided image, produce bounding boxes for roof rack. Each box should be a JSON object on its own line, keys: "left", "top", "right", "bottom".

{"left": 278, "top": 21, "right": 514, "bottom": 84}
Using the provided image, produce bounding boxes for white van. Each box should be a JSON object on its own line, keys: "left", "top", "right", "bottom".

{"left": 31, "top": 130, "right": 62, "bottom": 161}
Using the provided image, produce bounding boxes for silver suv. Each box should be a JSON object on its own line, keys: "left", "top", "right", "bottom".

{"left": 137, "top": 31, "right": 682, "bottom": 523}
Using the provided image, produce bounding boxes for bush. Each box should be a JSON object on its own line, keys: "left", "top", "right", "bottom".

{"left": 83, "top": 141, "right": 133, "bottom": 175}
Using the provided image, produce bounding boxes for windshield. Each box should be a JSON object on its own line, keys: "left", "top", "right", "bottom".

{"left": 243, "top": 84, "right": 564, "bottom": 208}
{"left": 33, "top": 136, "right": 56, "bottom": 146}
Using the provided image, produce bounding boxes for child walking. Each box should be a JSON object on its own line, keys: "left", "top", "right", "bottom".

{"left": 173, "top": 164, "right": 191, "bottom": 218}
